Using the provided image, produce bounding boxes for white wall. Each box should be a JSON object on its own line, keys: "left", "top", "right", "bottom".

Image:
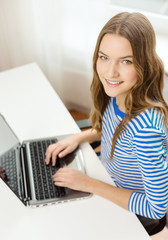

{"left": 0, "top": 0, "right": 167, "bottom": 113}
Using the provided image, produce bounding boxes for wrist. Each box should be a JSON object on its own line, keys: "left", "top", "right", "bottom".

{"left": 74, "top": 132, "right": 86, "bottom": 144}
{"left": 85, "top": 177, "right": 98, "bottom": 193}
{"left": 76, "top": 128, "right": 100, "bottom": 143}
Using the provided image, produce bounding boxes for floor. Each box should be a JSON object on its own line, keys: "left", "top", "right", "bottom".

{"left": 69, "top": 109, "right": 89, "bottom": 121}
{"left": 69, "top": 109, "right": 168, "bottom": 240}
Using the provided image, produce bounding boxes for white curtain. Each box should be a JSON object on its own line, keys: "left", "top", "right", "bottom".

{"left": 0, "top": 0, "right": 39, "bottom": 70}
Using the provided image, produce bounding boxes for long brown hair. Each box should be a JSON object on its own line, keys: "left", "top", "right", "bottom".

{"left": 90, "top": 12, "right": 168, "bottom": 158}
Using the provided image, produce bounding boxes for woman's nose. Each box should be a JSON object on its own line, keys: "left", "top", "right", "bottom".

{"left": 106, "top": 62, "right": 119, "bottom": 78}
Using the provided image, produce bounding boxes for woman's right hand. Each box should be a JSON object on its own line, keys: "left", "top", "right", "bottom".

{"left": 45, "top": 134, "right": 80, "bottom": 166}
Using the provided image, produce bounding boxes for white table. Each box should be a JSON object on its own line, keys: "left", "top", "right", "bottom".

{"left": 0, "top": 63, "right": 150, "bottom": 240}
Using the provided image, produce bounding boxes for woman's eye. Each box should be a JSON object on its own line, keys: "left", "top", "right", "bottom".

{"left": 99, "top": 55, "right": 108, "bottom": 61}
{"left": 123, "top": 60, "right": 132, "bottom": 65}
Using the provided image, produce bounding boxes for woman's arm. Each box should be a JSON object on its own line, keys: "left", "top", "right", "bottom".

{"left": 75, "top": 128, "right": 101, "bottom": 143}
{"left": 52, "top": 127, "right": 168, "bottom": 217}
{"left": 130, "top": 127, "right": 168, "bottom": 219}
{"left": 90, "top": 178, "right": 133, "bottom": 210}
{"left": 53, "top": 168, "right": 133, "bottom": 210}
{"left": 45, "top": 128, "right": 101, "bottom": 165}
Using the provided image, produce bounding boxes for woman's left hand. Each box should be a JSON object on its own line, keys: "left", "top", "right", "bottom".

{"left": 52, "top": 168, "right": 92, "bottom": 192}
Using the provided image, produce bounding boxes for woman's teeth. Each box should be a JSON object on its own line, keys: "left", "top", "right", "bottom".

{"left": 106, "top": 80, "right": 122, "bottom": 85}
{"left": 107, "top": 81, "right": 120, "bottom": 84}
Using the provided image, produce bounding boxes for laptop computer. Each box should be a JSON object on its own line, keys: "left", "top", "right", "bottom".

{"left": 0, "top": 113, "right": 91, "bottom": 207}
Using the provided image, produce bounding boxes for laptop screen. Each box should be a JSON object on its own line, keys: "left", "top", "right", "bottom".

{"left": 0, "top": 114, "right": 19, "bottom": 156}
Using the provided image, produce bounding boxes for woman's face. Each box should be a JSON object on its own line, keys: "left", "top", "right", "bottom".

{"left": 96, "top": 34, "right": 137, "bottom": 111}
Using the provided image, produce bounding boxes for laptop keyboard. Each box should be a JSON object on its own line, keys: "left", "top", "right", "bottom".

{"left": 0, "top": 149, "right": 19, "bottom": 196}
{"left": 30, "top": 138, "right": 66, "bottom": 200}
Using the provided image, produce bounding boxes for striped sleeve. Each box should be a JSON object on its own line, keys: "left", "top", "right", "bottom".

{"left": 128, "top": 127, "right": 168, "bottom": 219}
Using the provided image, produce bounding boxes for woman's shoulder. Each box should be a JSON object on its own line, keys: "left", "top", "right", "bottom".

{"left": 138, "top": 107, "right": 164, "bottom": 125}
{"left": 128, "top": 107, "right": 166, "bottom": 135}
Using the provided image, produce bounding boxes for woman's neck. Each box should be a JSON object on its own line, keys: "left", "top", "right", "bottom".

{"left": 116, "top": 97, "right": 126, "bottom": 113}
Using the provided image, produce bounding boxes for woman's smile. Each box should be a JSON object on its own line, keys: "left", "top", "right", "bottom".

{"left": 105, "top": 79, "right": 124, "bottom": 87}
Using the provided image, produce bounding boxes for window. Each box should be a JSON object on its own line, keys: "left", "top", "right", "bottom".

{"left": 110, "top": 0, "right": 168, "bottom": 16}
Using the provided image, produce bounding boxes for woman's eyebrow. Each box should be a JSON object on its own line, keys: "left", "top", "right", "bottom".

{"left": 120, "top": 55, "right": 133, "bottom": 59}
{"left": 98, "top": 51, "right": 108, "bottom": 56}
{"left": 98, "top": 51, "right": 133, "bottom": 60}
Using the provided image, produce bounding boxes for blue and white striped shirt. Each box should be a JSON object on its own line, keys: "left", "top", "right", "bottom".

{"left": 101, "top": 97, "right": 168, "bottom": 219}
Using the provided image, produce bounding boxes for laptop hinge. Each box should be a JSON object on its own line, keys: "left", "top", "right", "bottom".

{"left": 20, "top": 145, "right": 32, "bottom": 205}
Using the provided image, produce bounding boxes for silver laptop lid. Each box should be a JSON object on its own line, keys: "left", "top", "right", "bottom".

{"left": 0, "top": 114, "right": 19, "bottom": 156}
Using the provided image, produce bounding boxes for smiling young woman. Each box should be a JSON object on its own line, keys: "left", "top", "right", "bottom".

{"left": 45, "top": 12, "right": 168, "bottom": 236}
